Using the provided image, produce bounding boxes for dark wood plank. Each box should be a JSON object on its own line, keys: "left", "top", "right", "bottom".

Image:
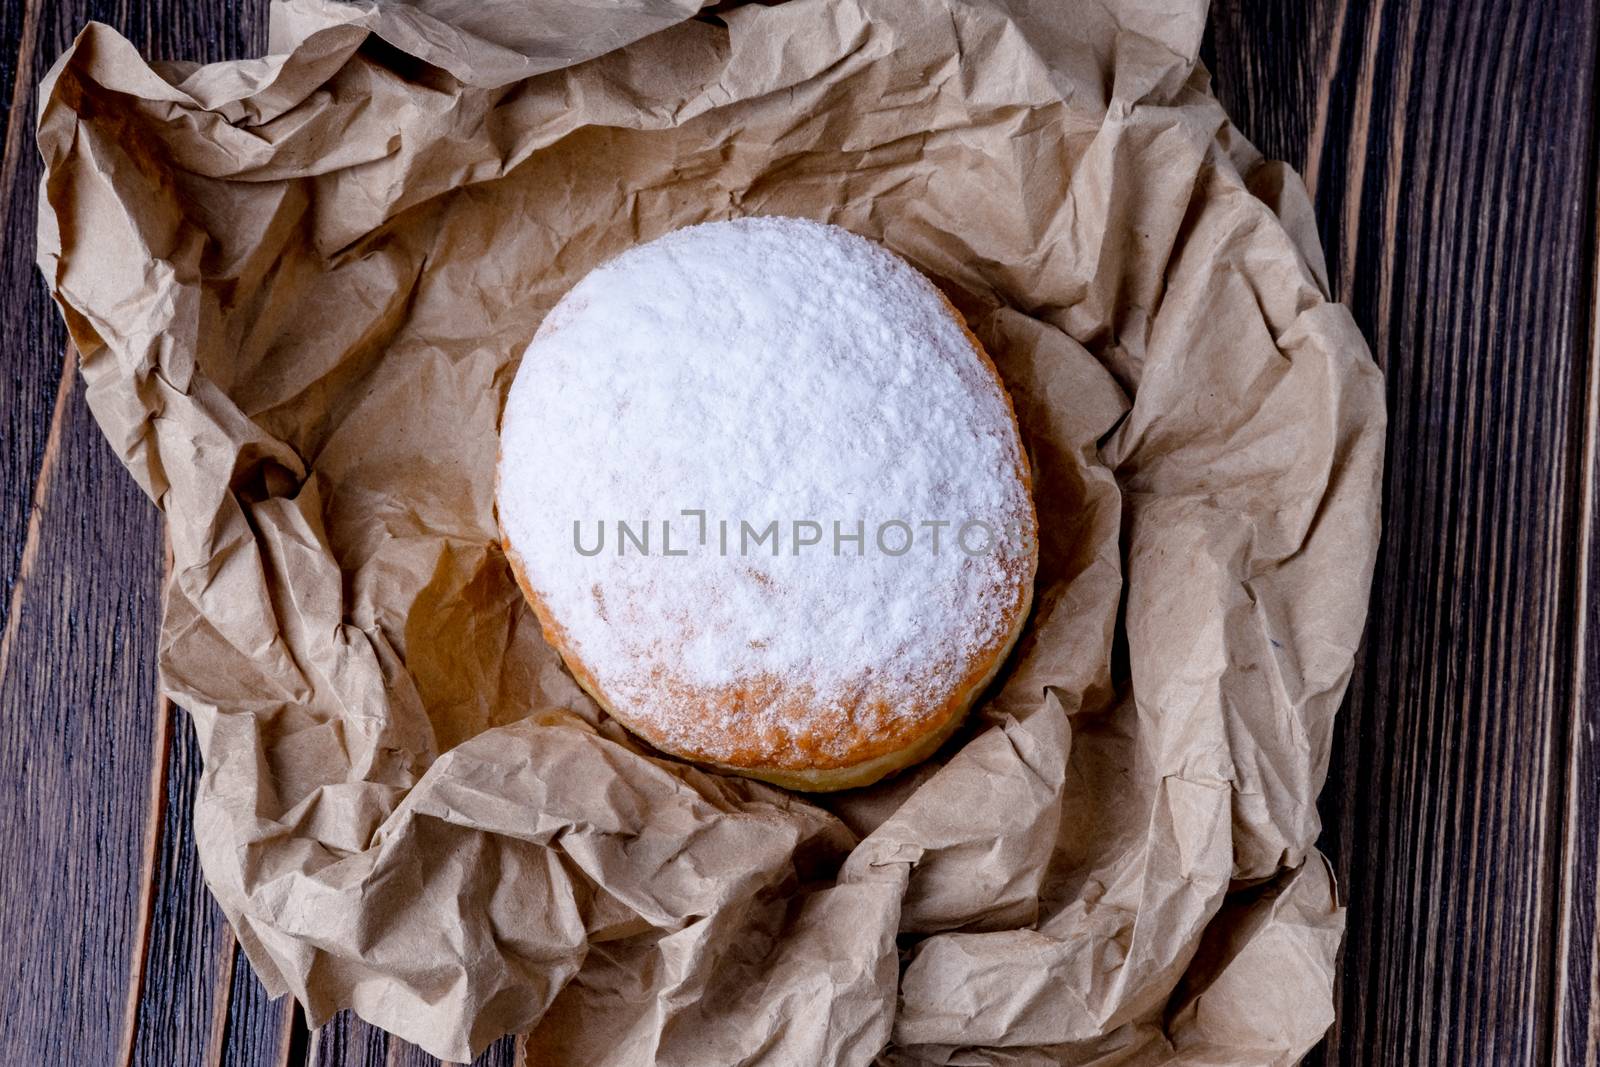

{"left": 395, "top": 1033, "right": 519, "bottom": 1067}
{"left": 124, "top": 687, "right": 234, "bottom": 1067}
{"left": 1207, "top": 2, "right": 1600, "bottom": 1064}
{"left": 0, "top": 358, "right": 166, "bottom": 1061}
{"left": 308, "top": 1013, "right": 392, "bottom": 1067}
{"left": 216, "top": 941, "right": 300, "bottom": 1067}
{"left": 307, "top": 1015, "right": 520, "bottom": 1067}
{"left": 0, "top": 0, "right": 67, "bottom": 646}
{"left": 1559, "top": 240, "right": 1600, "bottom": 1066}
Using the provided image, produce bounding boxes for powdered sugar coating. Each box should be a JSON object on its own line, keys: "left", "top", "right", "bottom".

{"left": 497, "top": 217, "right": 1035, "bottom": 771}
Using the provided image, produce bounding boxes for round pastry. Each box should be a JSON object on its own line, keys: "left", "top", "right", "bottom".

{"left": 496, "top": 217, "right": 1037, "bottom": 791}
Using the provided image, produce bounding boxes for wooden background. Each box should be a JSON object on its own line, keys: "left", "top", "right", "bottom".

{"left": 2, "top": 0, "right": 1597, "bottom": 1063}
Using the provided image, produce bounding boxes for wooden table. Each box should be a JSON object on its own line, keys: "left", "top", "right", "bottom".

{"left": 2, "top": 1, "right": 1596, "bottom": 1063}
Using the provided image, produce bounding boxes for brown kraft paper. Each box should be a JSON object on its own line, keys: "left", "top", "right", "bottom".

{"left": 35, "top": 0, "right": 1385, "bottom": 1061}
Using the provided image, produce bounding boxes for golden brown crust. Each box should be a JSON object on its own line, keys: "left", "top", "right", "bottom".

{"left": 498, "top": 298, "right": 1038, "bottom": 792}
{"left": 501, "top": 536, "right": 1034, "bottom": 790}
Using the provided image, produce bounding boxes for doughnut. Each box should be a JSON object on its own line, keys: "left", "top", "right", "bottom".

{"left": 496, "top": 217, "right": 1037, "bottom": 791}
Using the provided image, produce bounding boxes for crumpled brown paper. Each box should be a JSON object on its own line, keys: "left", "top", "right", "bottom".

{"left": 35, "top": 0, "right": 1385, "bottom": 1060}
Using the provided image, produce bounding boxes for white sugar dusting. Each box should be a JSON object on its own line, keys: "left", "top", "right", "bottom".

{"left": 497, "top": 217, "right": 1033, "bottom": 763}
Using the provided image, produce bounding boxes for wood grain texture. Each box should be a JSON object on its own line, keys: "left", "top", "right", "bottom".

{"left": 1206, "top": 1, "right": 1600, "bottom": 1064}
{"left": 3, "top": 0, "right": 1598, "bottom": 1065}
{"left": 1560, "top": 170, "right": 1600, "bottom": 1067}
{"left": 0, "top": 357, "right": 165, "bottom": 1060}
{"left": 305, "top": 1014, "right": 520, "bottom": 1067}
